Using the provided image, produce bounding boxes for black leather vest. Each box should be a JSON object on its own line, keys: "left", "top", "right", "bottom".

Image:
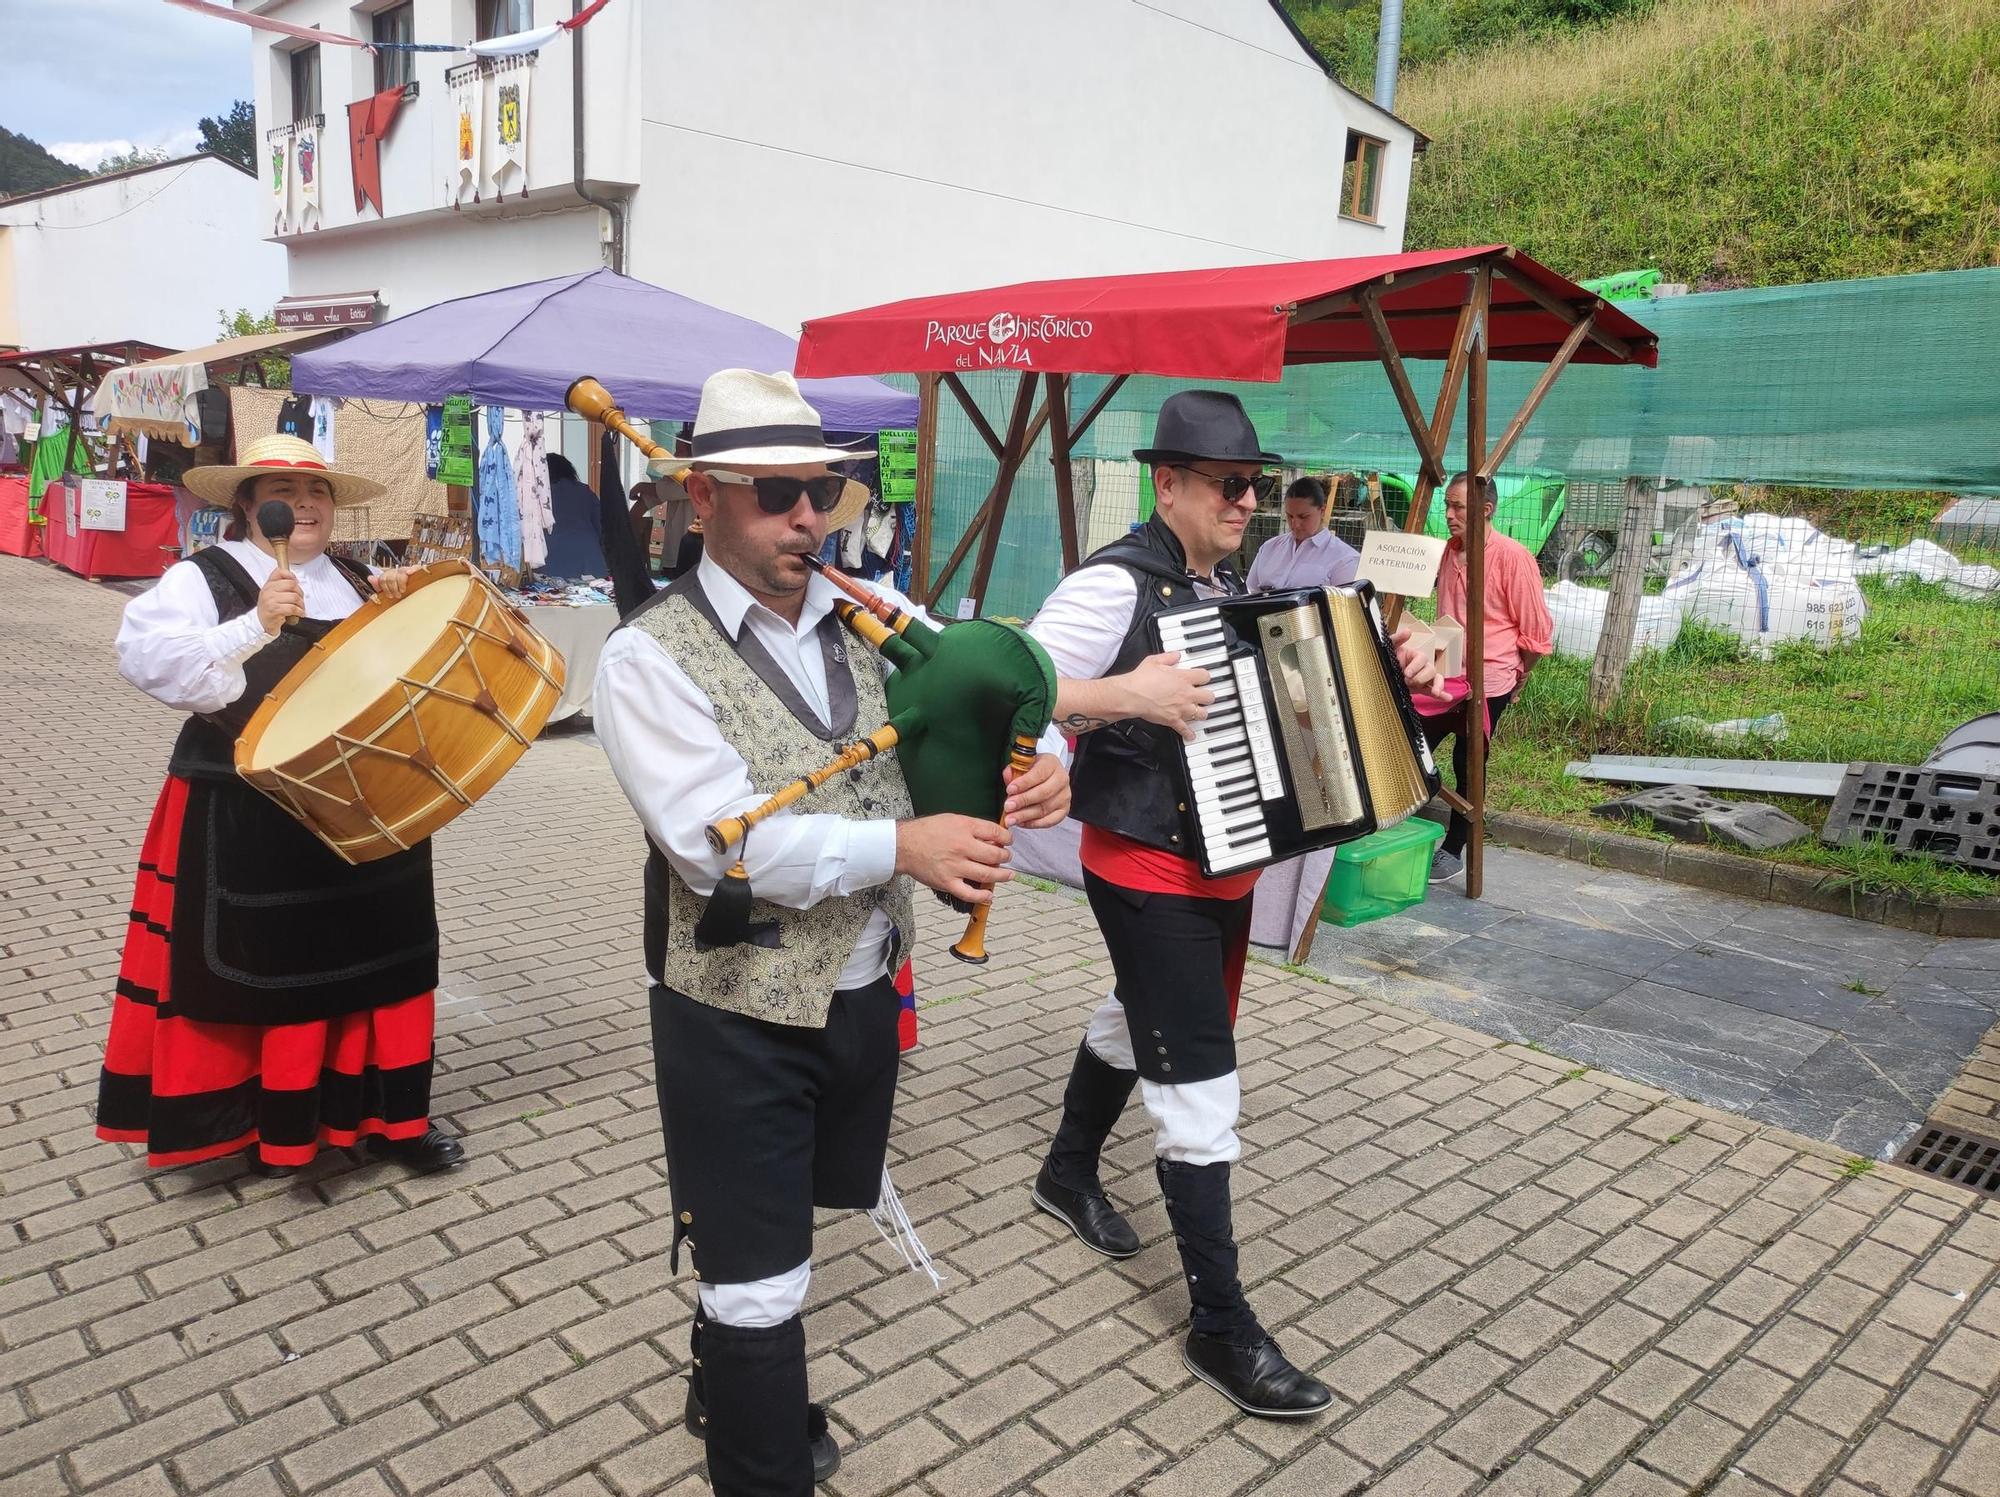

{"left": 163, "top": 547, "right": 373, "bottom": 781}
{"left": 1068, "top": 516, "right": 1243, "bottom": 857}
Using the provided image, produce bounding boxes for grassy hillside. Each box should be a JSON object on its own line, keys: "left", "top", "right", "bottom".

{"left": 0, "top": 125, "right": 86, "bottom": 198}
{"left": 1395, "top": 0, "right": 2000, "bottom": 285}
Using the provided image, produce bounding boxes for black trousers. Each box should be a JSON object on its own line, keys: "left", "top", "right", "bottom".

{"left": 650, "top": 977, "right": 900, "bottom": 1285}
{"left": 1082, "top": 871, "right": 1253, "bottom": 1086}
{"left": 1422, "top": 687, "right": 1516, "bottom": 856}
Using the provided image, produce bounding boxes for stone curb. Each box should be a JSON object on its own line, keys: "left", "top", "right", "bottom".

{"left": 1486, "top": 810, "right": 2000, "bottom": 938}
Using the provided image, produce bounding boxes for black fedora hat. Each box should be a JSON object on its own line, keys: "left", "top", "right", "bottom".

{"left": 1133, "top": 390, "right": 1282, "bottom": 466}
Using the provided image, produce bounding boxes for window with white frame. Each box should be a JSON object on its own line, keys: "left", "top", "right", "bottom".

{"left": 288, "top": 44, "right": 323, "bottom": 121}
{"left": 477, "top": 0, "right": 533, "bottom": 39}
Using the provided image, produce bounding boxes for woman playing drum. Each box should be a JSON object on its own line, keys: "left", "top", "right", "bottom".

{"left": 97, "top": 435, "right": 465, "bottom": 1175}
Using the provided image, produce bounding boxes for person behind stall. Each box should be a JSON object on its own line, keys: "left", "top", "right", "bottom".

{"left": 1244, "top": 476, "right": 1358, "bottom": 592}
{"left": 543, "top": 452, "right": 610, "bottom": 579}
{"left": 1426, "top": 471, "right": 1554, "bottom": 884}
{"left": 98, "top": 435, "right": 464, "bottom": 1176}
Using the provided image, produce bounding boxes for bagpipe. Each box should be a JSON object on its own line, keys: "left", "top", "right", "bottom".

{"left": 567, "top": 377, "right": 1058, "bottom": 964}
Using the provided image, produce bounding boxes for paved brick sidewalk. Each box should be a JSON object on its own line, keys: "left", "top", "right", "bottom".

{"left": 3, "top": 552, "right": 1998, "bottom": 1497}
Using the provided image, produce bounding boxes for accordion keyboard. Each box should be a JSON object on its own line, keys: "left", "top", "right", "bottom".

{"left": 1148, "top": 584, "right": 1442, "bottom": 879}
{"left": 1156, "top": 606, "right": 1283, "bottom": 872}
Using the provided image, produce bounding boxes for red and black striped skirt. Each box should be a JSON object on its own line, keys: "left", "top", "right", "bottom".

{"left": 96, "top": 777, "right": 438, "bottom": 1169}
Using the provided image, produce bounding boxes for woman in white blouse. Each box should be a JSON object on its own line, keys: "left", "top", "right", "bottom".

{"left": 98, "top": 435, "right": 464, "bottom": 1177}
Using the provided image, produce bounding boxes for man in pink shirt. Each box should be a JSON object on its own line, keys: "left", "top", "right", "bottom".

{"left": 1428, "top": 472, "right": 1554, "bottom": 883}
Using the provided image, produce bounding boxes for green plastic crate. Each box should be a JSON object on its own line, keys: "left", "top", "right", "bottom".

{"left": 1319, "top": 816, "right": 1447, "bottom": 927}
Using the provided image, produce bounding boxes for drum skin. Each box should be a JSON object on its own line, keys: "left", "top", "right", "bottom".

{"left": 234, "top": 561, "right": 566, "bottom": 863}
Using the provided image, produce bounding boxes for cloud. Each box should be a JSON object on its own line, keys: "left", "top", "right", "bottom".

{"left": 48, "top": 126, "right": 204, "bottom": 171}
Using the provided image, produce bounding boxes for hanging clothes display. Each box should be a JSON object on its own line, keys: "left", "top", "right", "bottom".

{"left": 308, "top": 397, "right": 339, "bottom": 463}
{"left": 268, "top": 130, "right": 293, "bottom": 233}
{"left": 475, "top": 406, "right": 521, "bottom": 574}
{"left": 513, "top": 412, "right": 552, "bottom": 571}
{"left": 27, "top": 426, "right": 83, "bottom": 516}
{"left": 450, "top": 68, "right": 483, "bottom": 204}
{"left": 294, "top": 120, "right": 322, "bottom": 229}
{"left": 485, "top": 59, "right": 531, "bottom": 198}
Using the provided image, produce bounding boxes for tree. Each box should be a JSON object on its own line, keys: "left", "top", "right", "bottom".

{"left": 95, "top": 146, "right": 171, "bottom": 175}
{"left": 216, "top": 308, "right": 292, "bottom": 386}
{"left": 198, "top": 101, "right": 256, "bottom": 171}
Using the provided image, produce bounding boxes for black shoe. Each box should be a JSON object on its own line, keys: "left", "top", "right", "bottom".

{"left": 246, "top": 1154, "right": 299, "bottom": 1178}
{"left": 1182, "top": 1331, "right": 1333, "bottom": 1419}
{"left": 684, "top": 1378, "right": 841, "bottom": 1483}
{"left": 1033, "top": 1161, "right": 1140, "bottom": 1258}
{"left": 365, "top": 1127, "right": 466, "bottom": 1173}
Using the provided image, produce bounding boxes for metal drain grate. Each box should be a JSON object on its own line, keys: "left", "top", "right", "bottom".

{"left": 1894, "top": 1124, "right": 2000, "bottom": 1198}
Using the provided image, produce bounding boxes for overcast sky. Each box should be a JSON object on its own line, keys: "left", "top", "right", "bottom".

{"left": 2, "top": 1, "right": 253, "bottom": 168}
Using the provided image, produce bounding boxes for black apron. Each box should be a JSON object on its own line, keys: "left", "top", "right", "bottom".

{"left": 162, "top": 549, "right": 439, "bottom": 1027}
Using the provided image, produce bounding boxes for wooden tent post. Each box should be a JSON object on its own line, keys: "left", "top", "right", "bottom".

{"left": 926, "top": 377, "right": 1052, "bottom": 607}
{"left": 911, "top": 372, "right": 940, "bottom": 604}
{"left": 1464, "top": 266, "right": 1491, "bottom": 900}
{"left": 965, "top": 372, "right": 1040, "bottom": 612}
{"left": 1046, "top": 374, "right": 1082, "bottom": 574}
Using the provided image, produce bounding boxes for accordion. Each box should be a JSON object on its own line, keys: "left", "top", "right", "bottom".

{"left": 1148, "top": 583, "right": 1442, "bottom": 877}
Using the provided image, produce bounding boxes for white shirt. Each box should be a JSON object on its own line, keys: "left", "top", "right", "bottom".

{"left": 1245, "top": 527, "right": 1359, "bottom": 593}
{"left": 115, "top": 540, "right": 368, "bottom": 715}
{"left": 594, "top": 555, "right": 924, "bottom": 991}
{"left": 1027, "top": 561, "right": 1236, "bottom": 736}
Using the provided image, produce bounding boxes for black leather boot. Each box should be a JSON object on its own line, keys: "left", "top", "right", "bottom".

{"left": 1032, "top": 1041, "right": 1141, "bottom": 1257}
{"left": 364, "top": 1127, "right": 465, "bottom": 1173}
{"left": 1158, "top": 1159, "right": 1331, "bottom": 1419}
{"left": 684, "top": 1314, "right": 837, "bottom": 1492}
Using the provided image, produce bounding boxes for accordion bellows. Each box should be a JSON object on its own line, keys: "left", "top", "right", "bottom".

{"left": 1151, "top": 583, "right": 1440, "bottom": 877}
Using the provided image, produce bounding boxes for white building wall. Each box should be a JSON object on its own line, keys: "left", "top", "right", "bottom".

{"left": 243, "top": 0, "right": 638, "bottom": 313}
{"left": 630, "top": 0, "right": 1417, "bottom": 332}
{"left": 0, "top": 157, "right": 286, "bottom": 351}
{"left": 243, "top": 0, "right": 1414, "bottom": 338}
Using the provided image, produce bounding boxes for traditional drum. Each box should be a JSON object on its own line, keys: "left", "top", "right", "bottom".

{"left": 236, "top": 561, "right": 566, "bottom": 863}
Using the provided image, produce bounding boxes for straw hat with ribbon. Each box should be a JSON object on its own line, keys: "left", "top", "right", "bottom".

{"left": 183, "top": 434, "right": 385, "bottom": 508}
{"left": 659, "top": 369, "right": 874, "bottom": 533}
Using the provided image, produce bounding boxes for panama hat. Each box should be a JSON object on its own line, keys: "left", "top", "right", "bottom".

{"left": 183, "top": 433, "right": 385, "bottom": 507}
{"left": 679, "top": 368, "right": 872, "bottom": 469}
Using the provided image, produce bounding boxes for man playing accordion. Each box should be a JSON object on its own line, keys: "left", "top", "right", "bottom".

{"left": 1025, "top": 391, "right": 1441, "bottom": 1419}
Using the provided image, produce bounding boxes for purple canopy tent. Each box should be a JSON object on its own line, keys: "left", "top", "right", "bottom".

{"left": 290, "top": 269, "right": 917, "bottom": 430}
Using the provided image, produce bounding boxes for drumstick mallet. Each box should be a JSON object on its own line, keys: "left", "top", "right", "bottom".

{"left": 256, "top": 500, "right": 300, "bottom": 629}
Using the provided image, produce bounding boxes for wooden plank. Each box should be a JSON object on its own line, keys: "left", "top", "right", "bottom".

{"left": 1480, "top": 312, "right": 1595, "bottom": 478}
{"left": 1492, "top": 261, "right": 1632, "bottom": 362}
{"left": 941, "top": 373, "right": 1007, "bottom": 459}
{"left": 911, "top": 372, "right": 940, "bottom": 603}
{"left": 1067, "top": 373, "right": 1128, "bottom": 447}
{"left": 932, "top": 375, "right": 1050, "bottom": 608}
{"left": 1586, "top": 478, "right": 1657, "bottom": 720}
{"left": 1358, "top": 289, "right": 1449, "bottom": 488}
{"left": 1045, "top": 374, "right": 1082, "bottom": 574}
{"left": 965, "top": 373, "right": 1041, "bottom": 612}
{"left": 1290, "top": 257, "right": 1479, "bottom": 328}
{"left": 1566, "top": 757, "right": 1848, "bottom": 798}
{"left": 1381, "top": 292, "right": 1478, "bottom": 631}
{"left": 1463, "top": 266, "right": 1491, "bottom": 900}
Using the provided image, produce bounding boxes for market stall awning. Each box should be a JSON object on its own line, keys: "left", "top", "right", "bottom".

{"left": 0, "top": 340, "right": 176, "bottom": 400}
{"left": 290, "top": 269, "right": 919, "bottom": 431}
{"left": 92, "top": 328, "right": 348, "bottom": 443}
{"left": 795, "top": 247, "right": 1659, "bottom": 383}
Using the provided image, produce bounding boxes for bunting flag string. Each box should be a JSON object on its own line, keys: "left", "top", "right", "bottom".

{"left": 164, "top": 0, "right": 614, "bottom": 54}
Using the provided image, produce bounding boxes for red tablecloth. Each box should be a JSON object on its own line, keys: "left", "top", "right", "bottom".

{"left": 41, "top": 482, "right": 179, "bottom": 580}
{"left": 0, "top": 476, "right": 39, "bottom": 558}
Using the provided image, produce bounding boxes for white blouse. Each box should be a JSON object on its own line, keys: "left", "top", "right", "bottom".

{"left": 115, "top": 540, "right": 368, "bottom": 716}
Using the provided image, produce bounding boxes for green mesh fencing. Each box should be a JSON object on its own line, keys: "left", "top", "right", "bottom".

{"left": 908, "top": 270, "right": 2000, "bottom": 872}
{"left": 918, "top": 267, "right": 2000, "bottom": 621}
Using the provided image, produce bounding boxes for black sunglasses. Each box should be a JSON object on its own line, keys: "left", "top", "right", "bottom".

{"left": 1169, "top": 465, "right": 1281, "bottom": 506}
{"left": 708, "top": 470, "right": 848, "bottom": 515}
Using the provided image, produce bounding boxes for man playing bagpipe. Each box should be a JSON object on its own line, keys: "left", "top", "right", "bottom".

{"left": 592, "top": 369, "right": 1070, "bottom": 1495}
{"left": 1025, "top": 391, "right": 1443, "bottom": 1419}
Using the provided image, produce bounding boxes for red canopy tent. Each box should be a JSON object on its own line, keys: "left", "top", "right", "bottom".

{"left": 795, "top": 246, "right": 1658, "bottom": 902}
